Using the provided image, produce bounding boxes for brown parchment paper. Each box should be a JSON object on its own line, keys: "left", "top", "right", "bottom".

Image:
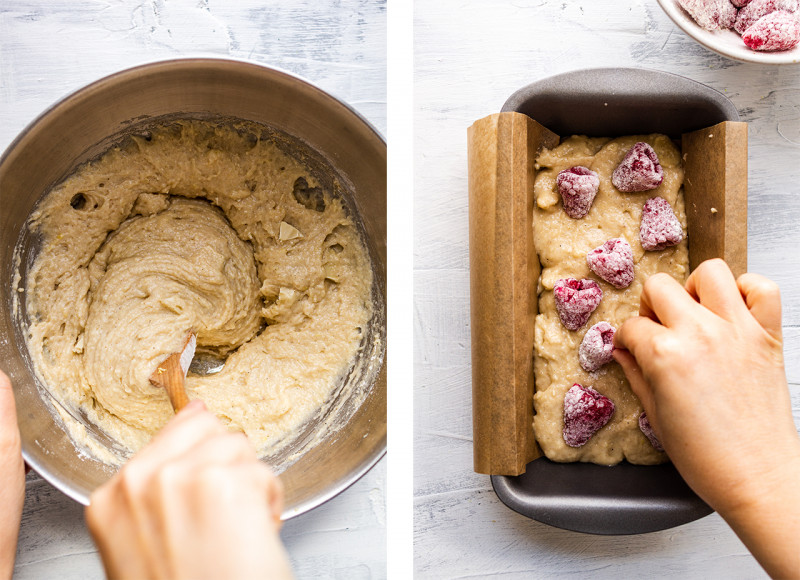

{"left": 468, "top": 112, "right": 558, "bottom": 476}
{"left": 468, "top": 113, "right": 747, "bottom": 476}
{"left": 683, "top": 121, "right": 748, "bottom": 278}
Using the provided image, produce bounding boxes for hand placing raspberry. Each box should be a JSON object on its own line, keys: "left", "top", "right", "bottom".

{"left": 613, "top": 259, "right": 800, "bottom": 579}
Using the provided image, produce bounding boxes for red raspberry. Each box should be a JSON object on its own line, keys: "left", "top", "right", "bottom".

{"left": 611, "top": 142, "right": 664, "bottom": 193}
{"left": 553, "top": 278, "right": 603, "bottom": 331}
{"left": 678, "top": 0, "right": 738, "bottom": 30}
{"left": 563, "top": 384, "right": 615, "bottom": 447}
{"left": 720, "top": 0, "right": 740, "bottom": 28}
{"left": 556, "top": 166, "right": 600, "bottom": 219}
{"left": 579, "top": 322, "right": 616, "bottom": 373}
{"left": 735, "top": 0, "right": 798, "bottom": 33}
{"left": 743, "top": 10, "right": 800, "bottom": 50}
{"left": 640, "top": 197, "right": 684, "bottom": 251}
{"left": 733, "top": 0, "right": 754, "bottom": 6}
{"left": 586, "top": 238, "right": 635, "bottom": 289}
{"left": 639, "top": 412, "right": 664, "bottom": 452}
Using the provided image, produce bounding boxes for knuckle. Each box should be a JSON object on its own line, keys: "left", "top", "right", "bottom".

{"left": 644, "top": 272, "right": 671, "bottom": 291}
{"left": 756, "top": 277, "right": 781, "bottom": 299}
{"left": 214, "top": 431, "right": 256, "bottom": 461}
{"left": 154, "top": 462, "right": 188, "bottom": 492}
{"left": 117, "top": 463, "right": 145, "bottom": 498}
{"left": 700, "top": 257, "right": 727, "bottom": 273}
{"left": 649, "top": 333, "right": 684, "bottom": 363}
{"left": 190, "top": 410, "right": 227, "bottom": 435}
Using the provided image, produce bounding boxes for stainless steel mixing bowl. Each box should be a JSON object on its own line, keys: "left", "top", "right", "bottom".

{"left": 0, "top": 58, "right": 386, "bottom": 517}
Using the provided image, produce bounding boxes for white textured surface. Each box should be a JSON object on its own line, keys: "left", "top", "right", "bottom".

{"left": 1, "top": 1, "right": 386, "bottom": 578}
{"left": 414, "top": 0, "right": 799, "bottom": 578}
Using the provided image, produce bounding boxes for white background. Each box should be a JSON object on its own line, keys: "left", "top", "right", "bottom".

{"left": 3, "top": 0, "right": 800, "bottom": 578}
{"left": 0, "top": 1, "right": 387, "bottom": 579}
{"left": 414, "top": 0, "right": 799, "bottom": 578}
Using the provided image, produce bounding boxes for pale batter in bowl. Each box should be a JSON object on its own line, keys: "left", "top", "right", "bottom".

{"left": 532, "top": 134, "right": 688, "bottom": 466}
{"left": 21, "top": 119, "right": 374, "bottom": 465}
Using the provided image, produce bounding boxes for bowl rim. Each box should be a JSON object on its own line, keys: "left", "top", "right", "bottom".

{"left": 656, "top": 0, "right": 800, "bottom": 65}
{"left": 2, "top": 57, "right": 387, "bottom": 514}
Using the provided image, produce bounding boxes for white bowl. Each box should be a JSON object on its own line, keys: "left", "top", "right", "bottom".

{"left": 657, "top": 0, "right": 800, "bottom": 64}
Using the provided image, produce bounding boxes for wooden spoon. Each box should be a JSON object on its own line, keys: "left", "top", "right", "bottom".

{"left": 149, "top": 332, "right": 196, "bottom": 412}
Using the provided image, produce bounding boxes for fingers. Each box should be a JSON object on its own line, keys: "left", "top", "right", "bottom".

{"left": 266, "top": 472, "right": 285, "bottom": 529}
{"left": 638, "top": 273, "right": 700, "bottom": 328}
{"left": 614, "top": 315, "right": 667, "bottom": 361}
{"left": 0, "top": 370, "right": 20, "bottom": 453}
{"left": 737, "top": 273, "right": 782, "bottom": 341}
{"left": 685, "top": 259, "right": 748, "bottom": 322}
{"left": 612, "top": 347, "right": 654, "bottom": 413}
{"left": 154, "top": 430, "right": 256, "bottom": 487}
{"left": 127, "top": 401, "right": 223, "bottom": 476}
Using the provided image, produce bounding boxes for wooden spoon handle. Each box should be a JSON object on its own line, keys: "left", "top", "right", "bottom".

{"left": 152, "top": 353, "right": 191, "bottom": 412}
{"left": 149, "top": 333, "right": 196, "bottom": 413}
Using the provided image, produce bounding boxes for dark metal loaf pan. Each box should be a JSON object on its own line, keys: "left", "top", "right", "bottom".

{"left": 493, "top": 68, "right": 743, "bottom": 535}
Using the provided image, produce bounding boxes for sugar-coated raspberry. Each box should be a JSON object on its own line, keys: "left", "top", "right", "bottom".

{"left": 743, "top": 10, "right": 800, "bottom": 50}
{"left": 586, "top": 238, "right": 635, "bottom": 289}
{"left": 611, "top": 142, "right": 664, "bottom": 193}
{"left": 556, "top": 166, "right": 600, "bottom": 219}
{"left": 563, "top": 384, "right": 615, "bottom": 447}
{"left": 734, "top": 0, "right": 799, "bottom": 33}
{"left": 720, "top": 0, "right": 740, "bottom": 27}
{"left": 579, "top": 322, "right": 616, "bottom": 373}
{"left": 553, "top": 278, "right": 603, "bottom": 331}
{"left": 640, "top": 197, "right": 684, "bottom": 251}
{"left": 639, "top": 412, "right": 664, "bottom": 452}
{"left": 678, "top": 0, "right": 738, "bottom": 30}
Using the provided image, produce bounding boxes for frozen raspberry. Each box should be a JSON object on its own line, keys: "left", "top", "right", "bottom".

{"left": 732, "top": 0, "right": 754, "bottom": 6}
{"left": 735, "top": 0, "right": 799, "bottom": 34}
{"left": 743, "top": 11, "right": 800, "bottom": 50}
{"left": 553, "top": 278, "right": 603, "bottom": 331}
{"left": 678, "top": 0, "right": 738, "bottom": 30}
{"left": 640, "top": 197, "right": 684, "bottom": 251}
{"left": 579, "top": 322, "right": 616, "bottom": 373}
{"left": 611, "top": 142, "right": 664, "bottom": 193}
{"left": 639, "top": 412, "right": 664, "bottom": 452}
{"left": 563, "top": 384, "right": 615, "bottom": 447}
{"left": 556, "top": 166, "right": 600, "bottom": 219}
{"left": 586, "top": 238, "right": 635, "bottom": 289}
{"left": 720, "top": 0, "right": 740, "bottom": 27}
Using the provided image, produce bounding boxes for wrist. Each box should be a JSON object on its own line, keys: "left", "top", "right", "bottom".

{"left": 717, "top": 444, "right": 800, "bottom": 578}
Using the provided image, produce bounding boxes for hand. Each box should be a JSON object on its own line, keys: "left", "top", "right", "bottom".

{"left": 0, "top": 370, "right": 25, "bottom": 580}
{"left": 614, "top": 259, "right": 800, "bottom": 578}
{"left": 86, "top": 400, "right": 293, "bottom": 580}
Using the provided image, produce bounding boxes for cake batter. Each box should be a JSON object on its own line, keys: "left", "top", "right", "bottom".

{"left": 23, "top": 120, "right": 374, "bottom": 464}
{"left": 532, "top": 134, "right": 688, "bottom": 465}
